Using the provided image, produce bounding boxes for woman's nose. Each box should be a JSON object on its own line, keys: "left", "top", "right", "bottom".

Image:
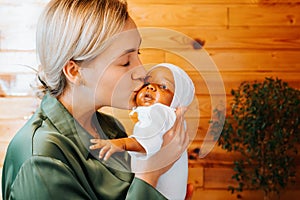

{"left": 146, "top": 84, "right": 156, "bottom": 92}
{"left": 131, "top": 66, "right": 147, "bottom": 82}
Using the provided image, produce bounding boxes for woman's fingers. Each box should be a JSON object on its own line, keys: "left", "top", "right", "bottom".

{"left": 185, "top": 183, "right": 194, "bottom": 200}
{"left": 163, "top": 106, "right": 188, "bottom": 147}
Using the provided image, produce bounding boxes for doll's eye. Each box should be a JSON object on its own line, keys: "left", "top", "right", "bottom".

{"left": 159, "top": 85, "right": 167, "bottom": 89}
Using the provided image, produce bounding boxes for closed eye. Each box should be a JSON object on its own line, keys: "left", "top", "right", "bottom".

{"left": 123, "top": 61, "right": 130, "bottom": 67}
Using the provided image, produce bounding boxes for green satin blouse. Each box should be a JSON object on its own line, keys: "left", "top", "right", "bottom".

{"left": 2, "top": 93, "right": 166, "bottom": 200}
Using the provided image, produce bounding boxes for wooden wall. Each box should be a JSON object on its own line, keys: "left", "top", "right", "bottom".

{"left": 0, "top": 0, "right": 300, "bottom": 199}
{"left": 127, "top": 0, "right": 300, "bottom": 199}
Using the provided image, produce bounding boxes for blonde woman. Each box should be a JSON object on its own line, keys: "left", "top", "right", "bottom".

{"left": 2, "top": 0, "right": 191, "bottom": 199}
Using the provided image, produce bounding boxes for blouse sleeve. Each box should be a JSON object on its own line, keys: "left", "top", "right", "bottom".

{"left": 7, "top": 156, "right": 93, "bottom": 200}
{"left": 126, "top": 178, "right": 167, "bottom": 200}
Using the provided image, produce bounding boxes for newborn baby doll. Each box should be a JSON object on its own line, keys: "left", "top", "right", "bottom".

{"left": 90, "top": 63, "right": 195, "bottom": 200}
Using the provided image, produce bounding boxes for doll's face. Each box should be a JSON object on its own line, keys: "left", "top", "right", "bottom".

{"left": 136, "top": 67, "right": 174, "bottom": 106}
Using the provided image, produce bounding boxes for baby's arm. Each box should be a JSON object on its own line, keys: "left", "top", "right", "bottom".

{"left": 89, "top": 138, "right": 145, "bottom": 161}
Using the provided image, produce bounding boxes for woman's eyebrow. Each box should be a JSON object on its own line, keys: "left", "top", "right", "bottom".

{"left": 120, "top": 38, "right": 142, "bottom": 56}
{"left": 121, "top": 48, "right": 137, "bottom": 56}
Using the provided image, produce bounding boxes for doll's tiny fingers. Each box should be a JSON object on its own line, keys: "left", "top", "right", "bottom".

{"left": 89, "top": 142, "right": 104, "bottom": 149}
{"left": 90, "top": 139, "right": 96, "bottom": 143}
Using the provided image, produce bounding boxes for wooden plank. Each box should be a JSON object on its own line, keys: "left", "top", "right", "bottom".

{"left": 128, "top": 0, "right": 300, "bottom": 4}
{"left": 205, "top": 167, "right": 238, "bottom": 189}
{"left": 0, "top": 141, "right": 9, "bottom": 166}
{"left": 139, "top": 49, "right": 166, "bottom": 67}
{"left": 129, "top": 4, "right": 227, "bottom": 27}
{"left": 191, "top": 188, "right": 261, "bottom": 200}
{"left": 0, "top": 119, "right": 27, "bottom": 142}
{"left": 0, "top": 4, "right": 42, "bottom": 27}
{"left": 0, "top": 0, "right": 49, "bottom": 5}
{"left": 229, "top": 4, "right": 300, "bottom": 26}
{"left": 0, "top": 97, "right": 40, "bottom": 119}
{"left": 151, "top": 26, "right": 300, "bottom": 50}
{"left": 166, "top": 50, "right": 300, "bottom": 72}
{"left": 188, "top": 140, "right": 300, "bottom": 168}
{"left": 0, "top": 52, "right": 38, "bottom": 72}
{"left": 188, "top": 141, "right": 240, "bottom": 167}
{"left": 190, "top": 189, "right": 300, "bottom": 200}
{"left": 0, "top": 72, "right": 38, "bottom": 96}
{"left": 0, "top": 4, "right": 43, "bottom": 50}
{"left": 188, "top": 167, "right": 204, "bottom": 189}
{"left": 189, "top": 71, "right": 300, "bottom": 95}
{"left": 2, "top": 8, "right": 299, "bottom": 51}
{"left": 204, "top": 166, "right": 300, "bottom": 190}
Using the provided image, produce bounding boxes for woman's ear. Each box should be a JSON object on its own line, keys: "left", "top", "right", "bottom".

{"left": 63, "top": 60, "right": 82, "bottom": 85}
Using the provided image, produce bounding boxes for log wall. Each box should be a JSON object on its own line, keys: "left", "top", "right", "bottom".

{"left": 1, "top": 0, "right": 300, "bottom": 199}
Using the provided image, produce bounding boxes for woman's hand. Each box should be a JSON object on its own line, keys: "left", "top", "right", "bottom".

{"left": 185, "top": 183, "right": 194, "bottom": 200}
{"left": 162, "top": 106, "right": 189, "bottom": 149}
{"left": 134, "top": 107, "right": 189, "bottom": 187}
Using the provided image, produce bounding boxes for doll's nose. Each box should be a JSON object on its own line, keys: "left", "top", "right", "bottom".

{"left": 146, "top": 84, "right": 156, "bottom": 92}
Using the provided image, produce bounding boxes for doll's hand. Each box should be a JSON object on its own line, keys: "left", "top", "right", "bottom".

{"left": 89, "top": 139, "right": 126, "bottom": 161}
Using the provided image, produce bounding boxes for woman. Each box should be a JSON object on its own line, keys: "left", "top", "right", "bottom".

{"left": 2, "top": 0, "right": 191, "bottom": 199}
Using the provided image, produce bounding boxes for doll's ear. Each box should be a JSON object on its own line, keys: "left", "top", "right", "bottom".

{"left": 62, "top": 60, "right": 82, "bottom": 85}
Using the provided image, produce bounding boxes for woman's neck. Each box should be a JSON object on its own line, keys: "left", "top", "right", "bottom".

{"left": 58, "top": 89, "right": 101, "bottom": 139}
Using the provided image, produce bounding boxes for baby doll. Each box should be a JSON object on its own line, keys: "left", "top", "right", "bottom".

{"left": 90, "top": 63, "right": 195, "bottom": 200}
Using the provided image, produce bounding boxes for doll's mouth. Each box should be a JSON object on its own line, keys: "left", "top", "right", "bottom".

{"left": 144, "top": 93, "right": 153, "bottom": 101}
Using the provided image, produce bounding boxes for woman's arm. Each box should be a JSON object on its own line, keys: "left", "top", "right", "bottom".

{"left": 90, "top": 137, "right": 145, "bottom": 161}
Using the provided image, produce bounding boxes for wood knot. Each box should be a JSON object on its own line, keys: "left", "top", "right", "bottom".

{"left": 192, "top": 38, "right": 205, "bottom": 49}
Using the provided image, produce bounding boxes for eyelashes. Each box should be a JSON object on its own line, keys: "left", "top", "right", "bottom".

{"left": 159, "top": 84, "right": 167, "bottom": 89}
{"left": 122, "top": 50, "right": 141, "bottom": 67}
{"left": 123, "top": 61, "right": 130, "bottom": 67}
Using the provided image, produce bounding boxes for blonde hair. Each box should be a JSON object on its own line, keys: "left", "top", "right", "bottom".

{"left": 36, "top": 0, "right": 128, "bottom": 97}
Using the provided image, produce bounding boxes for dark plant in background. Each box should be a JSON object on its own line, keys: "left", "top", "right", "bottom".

{"left": 210, "top": 77, "right": 300, "bottom": 199}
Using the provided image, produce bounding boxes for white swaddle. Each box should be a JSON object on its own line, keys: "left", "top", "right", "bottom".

{"left": 129, "top": 63, "right": 195, "bottom": 200}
